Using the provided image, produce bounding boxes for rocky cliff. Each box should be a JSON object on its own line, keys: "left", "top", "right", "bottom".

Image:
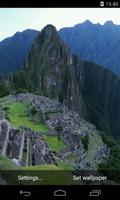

{"left": 14, "top": 25, "right": 85, "bottom": 116}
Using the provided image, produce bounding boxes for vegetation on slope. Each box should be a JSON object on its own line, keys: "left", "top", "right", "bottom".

{"left": 99, "top": 132, "right": 120, "bottom": 182}
{"left": 43, "top": 135, "right": 67, "bottom": 153}
{"left": 0, "top": 155, "right": 17, "bottom": 170}
{"left": 0, "top": 76, "right": 10, "bottom": 97}
{"left": 81, "top": 61, "right": 120, "bottom": 139}
{"left": 3, "top": 101, "right": 48, "bottom": 133}
{"left": 21, "top": 164, "right": 62, "bottom": 170}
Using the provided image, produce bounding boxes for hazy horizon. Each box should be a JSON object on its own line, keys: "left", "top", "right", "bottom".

{"left": 0, "top": 8, "right": 120, "bottom": 41}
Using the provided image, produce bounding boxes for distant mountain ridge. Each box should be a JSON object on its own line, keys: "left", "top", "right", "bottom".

{"left": 0, "top": 20, "right": 120, "bottom": 75}
{"left": 59, "top": 20, "right": 120, "bottom": 76}
{"left": 0, "top": 29, "right": 39, "bottom": 74}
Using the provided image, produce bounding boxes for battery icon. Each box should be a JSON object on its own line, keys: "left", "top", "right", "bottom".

{"left": 100, "top": 1, "right": 104, "bottom": 7}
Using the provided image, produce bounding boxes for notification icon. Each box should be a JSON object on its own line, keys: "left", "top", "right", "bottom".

{"left": 100, "top": 1, "right": 104, "bottom": 7}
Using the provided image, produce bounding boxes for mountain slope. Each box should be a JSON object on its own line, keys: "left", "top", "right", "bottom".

{"left": 59, "top": 20, "right": 120, "bottom": 76}
{"left": 76, "top": 60, "right": 120, "bottom": 138}
{"left": 0, "top": 29, "right": 39, "bottom": 74}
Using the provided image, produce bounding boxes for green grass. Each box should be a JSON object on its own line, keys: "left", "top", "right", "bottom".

{"left": 43, "top": 135, "right": 67, "bottom": 153}
{"left": 22, "top": 152, "right": 27, "bottom": 164}
{"left": 4, "top": 102, "right": 48, "bottom": 133}
{"left": 86, "top": 131, "right": 103, "bottom": 160}
{"left": 67, "top": 153, "right": 76, "bottom": 161}
{"left": 21, "top": 164, "right": 62, "bottom": 170}
{"left": 0, "top": 155, "right": 17, "bottom": 170}
{"left": 56, "top": 157, "right": 72, "bottom": 170}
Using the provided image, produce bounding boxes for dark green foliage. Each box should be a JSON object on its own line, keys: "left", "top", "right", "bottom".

{"left": 83, "top": 95, "right": 111, "bottom": 135}
{"left": 3, "top": 106, "right": 9, "bottom": 111}
{"left": 12, "top": 70, "right": 27, "bottom": 92}
{"left": 81, "top": 135, "right": 89, "bottom": 151}
{"left": 0, "top": 78, "right": 10, "bottom": 97}
{"left": 5, "top": 113, "right": 10, "bottom": 121}
{"left": 55, "top": 125, "right": 63, "bottom": 132}
{"left": 80, "top": 61, "right": 120, "bottom": 139}
{"left": 98, "top": 132, "right": 120, "bottom": 182}
{"left": 30, "top": 107, "right": 37, "bottom": 116}
{"left": 58, "top": 92, "right": 64, "bottom": 103}
{"left": 55, "top": 125, "right": 63, "bottom": 142}
{"left": 16, "top": 89, "right": 27, "bottom": 94}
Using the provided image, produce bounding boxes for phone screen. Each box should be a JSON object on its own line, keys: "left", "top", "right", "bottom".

{"left": 0, "top": 3, "right": 120, "bottom": 199}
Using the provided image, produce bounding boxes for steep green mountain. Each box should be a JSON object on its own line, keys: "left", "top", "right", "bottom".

{"left": 13, "top": 25, "right": 85, "bottom": 116}
{"left": 59, "top": 20, "right": 120, "bottom": 76}
{"left": 76, "top": 61, "right": 120, "bottom": 139}
{"left": 0, "top": 29, "right": 38, "bottom": 74}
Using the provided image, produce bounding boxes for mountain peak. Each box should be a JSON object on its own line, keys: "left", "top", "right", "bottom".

{"left": 41, "top": 24, "right": 57, "bottom": 36}
{"left": 74, "top": 20, "right": 93, "bottom": 29}
{"left": 43, "top": 24, "right": 56, "bottom": 30}
{"left": 83, "top": 20, "right": 93, "bottom": 25}
{"left": 80, "top": 20, "right": 94, "bottom": 28}
{"left": 104, "top": 20, "right": 114, "bottom": 26}
{"left": 14, "top": 31, "right": 20, "bottom": 35}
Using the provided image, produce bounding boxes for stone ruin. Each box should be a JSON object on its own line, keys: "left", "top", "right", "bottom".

{"left": 15, "top": 93, "right": 110, "bottom": 169}
{"left": 0, "top": 93, "right": 109, "bottom": 170}
{"left": 0, "top": 119, "right": 55, "bottom": 167}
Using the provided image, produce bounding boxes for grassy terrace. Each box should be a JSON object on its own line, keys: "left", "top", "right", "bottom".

{"left": 1, "top": 100, "right": 67, "bottom": 154}
{"left": 43, "top": 135, "right": 67, "bottom": 153}
{"left": 0, "top": 155, "right": 17, "bottom": 170}
{"left": 67, "top": 153, "right": 76, "bottom": 161}
{"left": 4, "top": 102, "right": 48, "bottom": 133}
{"left": 86, "top": 130, "right": 103, "bottom": 160}
{"left": 55, "top": 157, "right": 72, "bottom": 170}
{"left": 21, "top": 164, "right": 62, "bottom": 170}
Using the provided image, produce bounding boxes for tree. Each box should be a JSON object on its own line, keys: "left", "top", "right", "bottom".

{"left": 0, "top": 79, "right": 10, "bottom": 97}
{"left": 30, "top": 107, "right": 37, "bottom": 116}
{"left": 55, "top": 124, "right": 63, "bottom": 142}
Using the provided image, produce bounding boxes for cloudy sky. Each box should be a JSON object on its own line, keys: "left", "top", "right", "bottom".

{"left": 0, "top": 8, "right": 120, "bottom": 41}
